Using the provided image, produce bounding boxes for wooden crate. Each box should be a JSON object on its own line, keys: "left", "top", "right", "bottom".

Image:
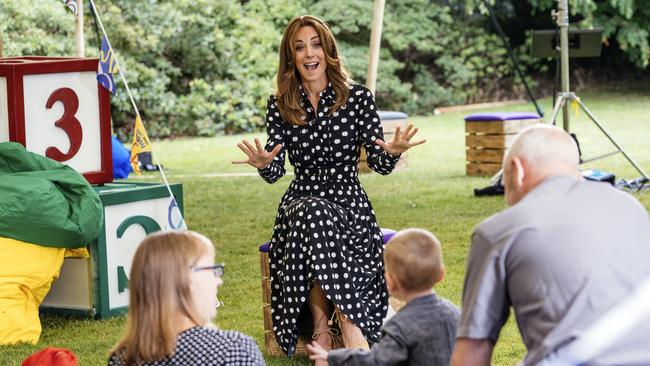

{"left": 465, "top": 116, "right": 541, "bottom": 176}
{"left": 359, "top": 111, "right": 408, "bottom": 173}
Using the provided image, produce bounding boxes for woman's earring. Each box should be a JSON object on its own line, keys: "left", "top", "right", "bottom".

{"left": 216, "top": 296, "right": 224, "bottom": 308}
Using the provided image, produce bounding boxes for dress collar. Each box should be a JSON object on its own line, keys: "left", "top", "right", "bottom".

{"left": 298, "top": 82, "right": 335, "bottom": 105}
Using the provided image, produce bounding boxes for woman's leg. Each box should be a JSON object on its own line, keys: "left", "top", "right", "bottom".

{"left": 309, "top": 282, "right": 333, "bottom": 366}
{"left": 309, "top": 281, "right": 332, "bottom": 345}
{"left": 337, "top": 309, "right": 370, "bottom": 350}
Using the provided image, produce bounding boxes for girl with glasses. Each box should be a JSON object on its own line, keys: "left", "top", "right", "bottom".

{"left": 108, "top": 231, "right": 263, "bottom": 365}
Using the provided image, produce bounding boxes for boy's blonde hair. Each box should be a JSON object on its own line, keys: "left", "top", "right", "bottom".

{"left": 384, "top": 228, "right": 443, "bottom": 292}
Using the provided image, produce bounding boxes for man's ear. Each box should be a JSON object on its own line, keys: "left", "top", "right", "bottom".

{"left": 511, "top": 156, "right": 526, "bottom": 190}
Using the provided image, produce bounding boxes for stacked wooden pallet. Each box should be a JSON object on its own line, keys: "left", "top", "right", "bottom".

{"left": 465, "top": 112, "right": 542, "bottom": 176}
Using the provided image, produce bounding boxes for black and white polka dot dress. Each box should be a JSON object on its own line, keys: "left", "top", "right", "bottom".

{"left": 108, "top": 326, "right": 264, "bottom": 365}
{"left": 258, "top": 83, "right": 400, "bottom": 356}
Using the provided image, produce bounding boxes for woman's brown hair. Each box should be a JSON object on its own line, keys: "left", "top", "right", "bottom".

{"left": 276, "top": 15, "right": 350, "bottom": 126}
{"left": 111, "top": 231, "right": 212, "bottom": 364}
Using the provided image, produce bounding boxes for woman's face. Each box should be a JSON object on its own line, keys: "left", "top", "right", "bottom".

{"left": 293, "top": 25, "right": 327, "bottom": 85}
{"left": 190, "top": 245, "right": 222, "bottom": 323}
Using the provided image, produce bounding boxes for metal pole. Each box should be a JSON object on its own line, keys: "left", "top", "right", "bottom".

{"left": 548, "top": 93, "right": 566, "bottom": 126}
{"left": 75, "top": 0, "right": 85, "bottom": 57}
{"left": 0, "top": 29, "right": 3, "bottom": 57}
{"left": 575, "top": 97, "right": 649, "bottom": 179}
{"left": 557, "top": 0, "right": 571, "bottom": 132}
{"left": 366, "top": 0, "right": 385, "bottom": 96}
{"left": 89, "top": 0, "right": 185, "bottom": 227}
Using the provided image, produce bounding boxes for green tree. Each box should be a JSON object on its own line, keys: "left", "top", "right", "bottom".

{"left": 1, "top": 0, "right": 647, "bottom": 137}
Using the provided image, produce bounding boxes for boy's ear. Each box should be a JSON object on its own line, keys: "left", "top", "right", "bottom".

{"left": 385, "top": 271, "right": 398, "bottom": 292}
{"left": 436, "top": 264, "right": 446, "bottom": 284}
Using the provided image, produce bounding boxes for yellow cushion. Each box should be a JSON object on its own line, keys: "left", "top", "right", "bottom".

{"left": 0, "top": 237, "right": 66, "bottom": 345}
{"left": 64, "top": 247, "right": 90, "bottom": 259}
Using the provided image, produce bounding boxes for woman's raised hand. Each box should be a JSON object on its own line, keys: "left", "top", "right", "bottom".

{"left": 232, "top": 138, "right": 282, "bottom": 169}
{"left": 374, "top": 124, "right": 426, "bottom": 155}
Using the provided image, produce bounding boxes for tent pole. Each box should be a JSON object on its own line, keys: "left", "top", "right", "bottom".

{"left": 366, "top": 0, "right": 385, "bottom": 96}
{"left": 75, "top": 0, "right": 85, "bottom": 57}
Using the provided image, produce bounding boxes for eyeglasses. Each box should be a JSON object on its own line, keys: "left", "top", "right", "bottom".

{"left": 190, "top": 263, "right": 225, "bottom": 277}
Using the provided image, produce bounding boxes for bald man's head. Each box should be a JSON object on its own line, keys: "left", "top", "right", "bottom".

{"left": 502, "top": 125, "right": 580, "bottom": 205}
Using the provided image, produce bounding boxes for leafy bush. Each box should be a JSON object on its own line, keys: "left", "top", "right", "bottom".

{"left": 1, "top": 0, "right": 647, "bottom": 137}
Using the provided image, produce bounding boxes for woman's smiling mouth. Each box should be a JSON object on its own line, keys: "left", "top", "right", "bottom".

{"left": 304, "top": 62, "right": 319, "bottom": 71}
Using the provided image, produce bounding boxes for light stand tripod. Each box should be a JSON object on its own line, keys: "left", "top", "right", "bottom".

{"left": 549, "top": 0, "right": 649, "bottom": 186}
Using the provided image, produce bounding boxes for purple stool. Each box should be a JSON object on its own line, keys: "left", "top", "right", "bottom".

{"left": 464, "top": 112, "right": 541, "bottom": 122}
{"left": 258, "top": 228, "right": 397, "bottom": 355}
{"left": 464, "top": 112, "right": 542, "bottom": 176}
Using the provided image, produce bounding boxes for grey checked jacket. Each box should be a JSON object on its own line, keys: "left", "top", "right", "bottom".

{"left": 328, "top": 293, "right": 460, "bottom": 366}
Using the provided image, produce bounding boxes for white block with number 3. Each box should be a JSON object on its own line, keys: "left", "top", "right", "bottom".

{"left": 23, "top": 71, "right": 102, "bottom": 172}
{"left": 0, "top": 57, "right": 112, "bottom": 184}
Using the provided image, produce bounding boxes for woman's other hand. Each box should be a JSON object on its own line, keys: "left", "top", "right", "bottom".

{"left": 232, "top": 138, "right": 282, "bottom": 169}
{"left": 374, "top": 124, "right": 426, "bottom": 155}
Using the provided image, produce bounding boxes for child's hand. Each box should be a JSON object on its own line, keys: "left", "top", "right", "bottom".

{"left": 306, "top": 341, "right": 328, "bottom": 361}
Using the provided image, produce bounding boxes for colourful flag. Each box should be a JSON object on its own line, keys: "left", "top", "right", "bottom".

{"left": 130, "top": 115, "right": 152, "bottom": 175}
{"left": 97, "top": 35, "right": 118, "bottom": 94}
{"left": 61, "top": 0, "right": 78, "bottom": 15}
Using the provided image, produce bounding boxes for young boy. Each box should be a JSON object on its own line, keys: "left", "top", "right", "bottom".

{"left": 307, "top": 228, "right": 460, "bottom": 365}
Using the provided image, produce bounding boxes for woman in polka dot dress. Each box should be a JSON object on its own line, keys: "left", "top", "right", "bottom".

{"left": 234, "top": 15, "right": 425, "bottom": 360}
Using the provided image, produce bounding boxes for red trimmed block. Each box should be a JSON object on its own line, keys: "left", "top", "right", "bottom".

{"left": 0, "top": 56, "right": 112, "bottom": 184}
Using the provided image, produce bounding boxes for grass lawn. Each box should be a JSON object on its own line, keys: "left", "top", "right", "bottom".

{"left": 1, "top": 84, "right": 649, "bottom": 365}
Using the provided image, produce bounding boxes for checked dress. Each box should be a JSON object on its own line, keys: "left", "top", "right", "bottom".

{"left": 258, "top": 83, "right": 400, "bottom": 356}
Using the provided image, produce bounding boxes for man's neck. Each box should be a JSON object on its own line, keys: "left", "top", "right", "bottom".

{"left": 524, "top": 170, "right": 581, "bottom": 196}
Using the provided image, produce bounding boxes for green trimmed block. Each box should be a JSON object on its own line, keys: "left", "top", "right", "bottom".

{"left": 40, "top": 182, "right": 184, "bottom": 319}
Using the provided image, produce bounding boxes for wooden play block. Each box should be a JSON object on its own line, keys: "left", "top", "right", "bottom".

{"left": 465, "top": 112, "right": 541, "bottom": 176}
{"left": 466, "top": 148, "right": 506, "bottom": 163}
{"left": 466, "top": 162, "right": 503, "bottom": 176}
{"left": 465, "top": 134, "right": 517, "bottom": 149}
{"left": 0, "top": 57, "right": 113, "bottom": 184}
{"left": 40, "top": 182, "right": 184, "bottom": 319}
{"left": 465, "top": 118, "right": 540, "bottom": 134}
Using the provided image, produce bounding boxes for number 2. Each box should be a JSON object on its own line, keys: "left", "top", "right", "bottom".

{"left": 45, "top": 87, "right": 83, "bottom": 162}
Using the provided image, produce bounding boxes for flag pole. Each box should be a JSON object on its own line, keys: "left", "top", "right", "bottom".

{"left": 88, "top": 0, "right": 186, "bottom": 229}
{"left": 75, "top": 0, "right": 85, "bottom": 57}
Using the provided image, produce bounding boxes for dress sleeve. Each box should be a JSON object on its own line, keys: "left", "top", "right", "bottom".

{"left": 456, "top": 229, "right": 510, "bottom": 342}
{"left": 257, "top": 96, "right": 287, "bottom": 184}
{"left": 357, "top": 87, "right": 400, "bottom": 175}
{"left": 327, "top": 324, "right": 409, "bottom": 366}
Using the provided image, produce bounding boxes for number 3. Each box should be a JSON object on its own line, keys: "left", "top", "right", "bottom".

{"left": 45, "top": 87, "right": 83, "bottom": 162}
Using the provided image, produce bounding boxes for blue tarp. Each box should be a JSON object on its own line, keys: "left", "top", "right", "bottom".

{"left": 111, "top": 136, "right": 131, "bottom": 179}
